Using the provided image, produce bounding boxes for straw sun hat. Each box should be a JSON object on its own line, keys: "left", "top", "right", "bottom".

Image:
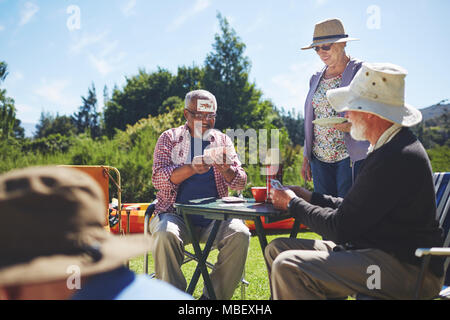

{"left": 301, "top": 18, "right": 359, "bottom": 50}
{"left": 0, "top": 166, "right": 154, "bottom": 287}
{"left": 327, "top": 62, "right": 423, "bottom": 127}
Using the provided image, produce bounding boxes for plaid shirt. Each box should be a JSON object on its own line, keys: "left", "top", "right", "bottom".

{"left": 152, "top": 123, "right": 247, "bottom": 215}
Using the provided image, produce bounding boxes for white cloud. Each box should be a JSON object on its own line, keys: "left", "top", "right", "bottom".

{"left": 89, "top": 55, "right": 112, "bottom": 76}
{"left": 68, "top": 31, "right": 126, "bottom": 76}
{"left": 15, "top": 103, "right": 36, "bottom": 121}
{"left": 0, "top": 25, "right": 5, "bottom": 31}
{"left": 122, "top": 0, "right": 137, "bottom": 17}
{"left": 33, "top": 79, "right": 77, "bottom": 109}
{"left": 69, "top": 31, "right": 108, "bottom": 55}
{"left": 88, "top": 42, "right": 126, "bottom": 76}
{"left": 245, "top": 13, "right": 266, "bottom": 34}
{"left": 19, "top": 2, "right": 39, "bottom": 26}
{"left": 4, "top": 71, "right": 24, "bottom": 85}
{"left": 167, "top": 0, "right": 211, "bottom": 32}
{"left": 316, "top": 0, "right": 328, "bottom": 5}
{"left": 16, "top": 103, "right": 34, "bottom": 115}
{"left": 68, "top": 31, "right": 126, "bottom": 75}
{"left": 267, "top": 60, "right": 323, "bottom": 115}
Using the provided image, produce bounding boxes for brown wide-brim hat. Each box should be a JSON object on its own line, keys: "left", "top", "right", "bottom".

{"left": 0, "top": 166, "right": 154, "bottom": 287}
{"left": 301, "top": 18, "right": 359, "bottom": 50}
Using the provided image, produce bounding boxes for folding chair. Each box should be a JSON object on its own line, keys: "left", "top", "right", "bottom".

{"left": 357, "top": 172, "right": 450, "bottom": 300}
{"left": 59, "top": 165, "right": 123, "bottom": 232}
{"left": 143, "top": 200, "right": 249, "bottom": 300}
{"left": 414, "top": 172, "right": 450, "bottom": 299}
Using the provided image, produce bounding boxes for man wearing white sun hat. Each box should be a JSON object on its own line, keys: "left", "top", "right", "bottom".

{"left": 264, "top": 63, "right": 444, "bottom": 300}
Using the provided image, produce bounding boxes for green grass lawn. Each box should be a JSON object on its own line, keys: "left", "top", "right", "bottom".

{"left": 128, "top": 230, "right": 322, "bottom": 300}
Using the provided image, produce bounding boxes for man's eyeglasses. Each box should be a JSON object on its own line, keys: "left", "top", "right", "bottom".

{"left": 186, "top": 109, "right": 217, "bottom": 120}
{"left": 314, "top": 44, "right": 333, "bottom": 52}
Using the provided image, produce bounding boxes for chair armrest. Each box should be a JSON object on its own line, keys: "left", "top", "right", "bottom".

{"left": 145, "top": 200, "right": 158, "bottom": 218}
{"left": 414, "top": 247, "right": 450, "bottom": 299}
{"left": 144, "top": 200, "right": 158, "bottom": 236}
{"left": 415, "top": 248, "right": 450, "bottom": 257}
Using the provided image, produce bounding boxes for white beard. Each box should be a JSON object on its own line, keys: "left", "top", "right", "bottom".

{"left": 350, "top": 120, "right": 367, "bottom": 141}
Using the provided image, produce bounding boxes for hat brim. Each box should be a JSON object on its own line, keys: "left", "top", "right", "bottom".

{"left": 301, "top": 37, "right": 359, "bottom": 50}
{"left": 0, "top": 231, "right": 154, "bottom": 286}
{"left": 326, "top": 87, "right": 422, "bottom": 127}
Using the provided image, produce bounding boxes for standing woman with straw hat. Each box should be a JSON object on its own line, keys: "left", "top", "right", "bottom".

{"left": 301, "top": 18, "right": 369, "bottom": 197}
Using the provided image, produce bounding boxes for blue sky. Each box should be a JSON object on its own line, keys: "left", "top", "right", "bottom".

{"left": 0, "top": 0, "right": 449, "bottom": 136}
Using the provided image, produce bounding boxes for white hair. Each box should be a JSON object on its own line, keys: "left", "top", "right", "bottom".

{"left": 184, "top": 90, "right": 217, "bottom": 111}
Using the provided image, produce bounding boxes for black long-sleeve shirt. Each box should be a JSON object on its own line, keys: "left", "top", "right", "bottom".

{"left": 290, "top": 128, "right": 444, "bottom": 277}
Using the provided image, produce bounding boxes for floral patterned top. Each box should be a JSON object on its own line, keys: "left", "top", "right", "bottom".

{"left": 311, "top": 75, "right": 349, "bottom": 163}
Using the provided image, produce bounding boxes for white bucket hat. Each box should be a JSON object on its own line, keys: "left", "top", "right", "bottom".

{"left": 326, "top": 62, "right": 422, "bottom": 127}
{"left": 301, "top": 18, "right": 359, "bottom": 50}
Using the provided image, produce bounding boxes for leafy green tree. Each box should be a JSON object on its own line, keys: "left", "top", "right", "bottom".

{"left": 103, "top": 66, "right": 203, "bottom": 137}
{"left": 203, "top": 13, "right": 258, "bottom": 130}
{"left": 0, "top": 61, "right": 24, "bottom": 139}
{"left": 0, "top": 61, "right": 8, "bottom": 81}
{"left": 103, "top": 68, "right": 175, "bottom": 137}
{"left": 0, "top": 94, "right": 16, "bottom": 138}
{"left": 412, "top": 110, "right": 450, "bottom": 149}
{"left": 73, "top": 83, "right": 101, "bottom": 138}
{"left": 427, "top": 145, "right": 450, "bottom": 172}
{"left": 35, "top": 112, "right": 77, "bottom": 138}
{"left": 279, "top": 108, "right": 305, "bottom": 146}
{"left": 158, "top": 96, "right": 184, "bottom": 114}
{"left": 171, "top": 64, "right": 204, "bottom": 97}
{"left": 22, "top": 133, "right": 74, "bottom": 155}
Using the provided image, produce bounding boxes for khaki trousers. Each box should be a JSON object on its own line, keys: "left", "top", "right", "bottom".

{"left": 150, "top": 212, "right": 250, "bottom": 300}
{"left": 264, "top": 238, "right": 443, "bottom": 300}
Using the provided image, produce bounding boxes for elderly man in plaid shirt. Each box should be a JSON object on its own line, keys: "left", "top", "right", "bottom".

{"left": 150, "top": 89, "right": 250, "bottom": 300}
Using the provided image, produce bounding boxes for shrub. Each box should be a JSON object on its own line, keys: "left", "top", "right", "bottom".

{"left": 428, "top": 145, "right": 450, "bottom": 172}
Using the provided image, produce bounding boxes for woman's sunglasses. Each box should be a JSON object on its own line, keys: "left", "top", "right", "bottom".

{"left": 314, "top": 44, "right": 333, "bottom": 52}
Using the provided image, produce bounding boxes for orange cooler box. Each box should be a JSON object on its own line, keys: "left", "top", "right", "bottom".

{"left": 109, "top": 203, "right": 152, "bottom": 234}
{"left": 245, "top": 217, "right": 307, "bottom": 231}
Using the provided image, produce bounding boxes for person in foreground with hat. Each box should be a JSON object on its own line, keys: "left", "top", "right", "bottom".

{"left": 301, "top": 18, "right": 369, "bottom": 198}
{"left": 151, "top": 89, "right": 250, "bottom": 300}
{"left": 0, "top": 166, "right": 191, "bottom": 300}
{"left": 264, "top": 63, "right": 444, "bottom": 299}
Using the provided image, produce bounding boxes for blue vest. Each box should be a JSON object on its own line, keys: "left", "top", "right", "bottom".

{"left": 176, "top": 137, "right": 219, "bottom": 227}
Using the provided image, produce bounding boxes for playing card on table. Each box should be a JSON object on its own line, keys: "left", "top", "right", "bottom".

{"left": 222, "top": 196, "right": 247, "bottom": 203}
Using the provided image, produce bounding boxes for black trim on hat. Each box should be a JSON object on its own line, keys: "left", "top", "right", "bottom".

{"left": 81, "top": 243, "right": 103, "bottom": 263}
{"left": 313, "top": 34, "right": 348, "bottom": 41}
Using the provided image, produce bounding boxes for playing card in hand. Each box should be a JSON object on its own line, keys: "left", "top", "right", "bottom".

{"left": 270, "top": 179, "right": 288, "bottom": 191}
{"left": 204, "top": 146, "right": 233, "bottom": 165}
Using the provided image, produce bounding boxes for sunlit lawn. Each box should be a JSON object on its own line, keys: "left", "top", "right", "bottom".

{"left": 128, "top": 230, "right": 322, "bottom": 300}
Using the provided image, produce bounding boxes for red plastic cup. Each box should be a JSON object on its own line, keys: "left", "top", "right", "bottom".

{"left": 251, "top": 187, "right": 267, "bottom": 202}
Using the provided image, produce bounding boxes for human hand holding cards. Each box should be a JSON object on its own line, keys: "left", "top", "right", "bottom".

{"left": 204, "top": 146, "right": 232, "bottom": 166}
{"left": 270, "top": 179, "right": 298, "bottom": 211}
{"left": 270, "top": 179, "right": 289, "bottom": 191}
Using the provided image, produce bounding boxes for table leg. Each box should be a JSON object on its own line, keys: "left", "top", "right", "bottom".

{"left": 183, "top": 212, "right": 220, "bottom": 300}
{"left": 254, "top": 216, "right": 268, "bottom": 253}
{"left": 126, "top": 210, "right": 131, "bottom": 268}
{"left": 290, "top": 218, "right": 301, "bottom": 239}
{"left": 254, "top": 216, "right": 274, "bottom": 299}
